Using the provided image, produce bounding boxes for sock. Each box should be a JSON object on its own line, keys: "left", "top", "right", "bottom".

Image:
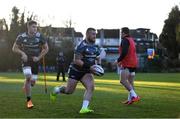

{"left": 27, "top": 96, "right": 31, "bottom": 102}
{"left": 81, "top": 100, "right": 89, "bottom": 109}
{"left": 25, "top": 82, "right": 31, "bottom": 101}
{"left": 128, "top": 93, "right": 131, "bottom": 101}
{"left": 130, "top": 89, "right": 137, "bottom": 98}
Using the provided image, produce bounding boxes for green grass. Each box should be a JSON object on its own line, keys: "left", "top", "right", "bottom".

{"left": 0, "top": 72, "right": 180, "bottom": 118}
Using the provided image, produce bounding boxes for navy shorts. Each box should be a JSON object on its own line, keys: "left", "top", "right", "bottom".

{"left": 22, "top": 59, "right": 39, "bottom": 75}
{"left": 122, "top": 67, "right": 136, "bottom": 73}
{"left": 68, "top": 67, "right": 90, "bottom": 81}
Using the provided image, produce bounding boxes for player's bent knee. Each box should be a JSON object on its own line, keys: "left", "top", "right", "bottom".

{"left": 23, "top": 67, "right": 32, "bottom": 80}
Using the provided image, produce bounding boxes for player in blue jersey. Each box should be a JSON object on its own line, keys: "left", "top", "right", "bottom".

{"left": 50, "top": 28, "right": 101, "bottom": 114}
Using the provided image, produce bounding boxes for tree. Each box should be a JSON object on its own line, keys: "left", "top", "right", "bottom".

{"left": 0, "top": 19, "right": 9, "bottom": 71}
{"left": 63, "top": 18, "right": 76, "bottom": 28}
{"left": 176, "top": 23, "right": 180, "bottom": 50}
{"left": 19, "top": 12, "right": 26, "bottom": 32}
{"left": 159, "top": 5, "right": 180, "bottom": 59}
{"left": 0, "top": 18, "right": 8, "bottom": 31}
{"left": 6, "top": 6, "right": 21, "bottom": 70}
{"left": 8, "top": 6, "right": 20, "bottom": 47}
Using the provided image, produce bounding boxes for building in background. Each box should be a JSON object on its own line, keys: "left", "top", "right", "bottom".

{"left": 39, "top": 26, "right": 83, "bottom": 48}
{"left": 95, "top": 28, "right": 159, "bottom": 71}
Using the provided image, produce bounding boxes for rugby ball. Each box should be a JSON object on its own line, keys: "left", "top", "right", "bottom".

{"left": 54, "top": 86, "right": 60, "bottom": 93}
{"left": 92, "top": 65, "right": 104, "bottom": 76}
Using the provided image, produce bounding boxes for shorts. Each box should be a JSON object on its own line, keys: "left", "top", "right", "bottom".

{"left": 68, "top": 67, "right": 90, "bottom": 81}
{"left": 22, "top": 58, "right": 39, "bottom": 80}
{"left": 122, "top": 67, "right": 136, "bottom": 73}
{"left": 121, "top": 67, "right": 136, "bottom": 76}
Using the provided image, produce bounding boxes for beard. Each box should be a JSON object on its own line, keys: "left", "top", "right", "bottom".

{"left": 87, "top": 38, "right": 95, "bottom": 44}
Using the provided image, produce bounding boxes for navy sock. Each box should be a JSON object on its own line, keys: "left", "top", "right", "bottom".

{"left": 27, "top": 96, "right": 31, "bottom": 102}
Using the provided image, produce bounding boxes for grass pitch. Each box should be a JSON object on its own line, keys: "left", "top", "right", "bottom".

{"left": 0, "top": 72, "right": 179, "bottom": 118}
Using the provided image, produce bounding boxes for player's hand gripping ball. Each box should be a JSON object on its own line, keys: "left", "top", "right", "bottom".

{"left": 91, "top": 65, "right": 104, "bottom": 76}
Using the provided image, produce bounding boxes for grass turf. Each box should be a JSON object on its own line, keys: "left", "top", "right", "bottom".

{"left": 0, "top": 72, "right": 179, "bottom": 118}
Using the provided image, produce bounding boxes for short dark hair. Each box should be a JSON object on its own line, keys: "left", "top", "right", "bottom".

{"left": 27, "top": 20, "right": 37, "bottom": 27}
{"left": 86, "top": 27, "right": 96, "bottom": 34}
{"left": 121, "top": 27, "right": 129, "bottom": 35}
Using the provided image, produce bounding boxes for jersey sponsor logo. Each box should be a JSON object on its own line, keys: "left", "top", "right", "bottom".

{"left": 23, "top": 44, "right": 39, "bottom": 47}
{"left": 84, "top": 54, "right": 96, "bottom": 57}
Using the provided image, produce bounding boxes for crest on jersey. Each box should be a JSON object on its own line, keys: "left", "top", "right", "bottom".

{"left": 21, "top": 32, "right": 27, "bottom": 37}
{"left": 86, "top": 48, "right": 89, "bottom": 52}
{"left": 36, "top": 32, "right": 41, "bottom": 37}
{"left": 23, "top": 39, "right": 27, "bottom": 42}
{"left": 35, "top": 38, "right": 40, "bottom": 42}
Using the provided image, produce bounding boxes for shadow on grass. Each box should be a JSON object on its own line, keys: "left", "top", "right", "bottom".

{"left": 1, "top": 74, "right": 180, "bottom": 94}
{"left": 135, "top": 85, "right": 180, "bottom": 91}
{"left": 74, "top": 113, "right": 112, "bottom": 118}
